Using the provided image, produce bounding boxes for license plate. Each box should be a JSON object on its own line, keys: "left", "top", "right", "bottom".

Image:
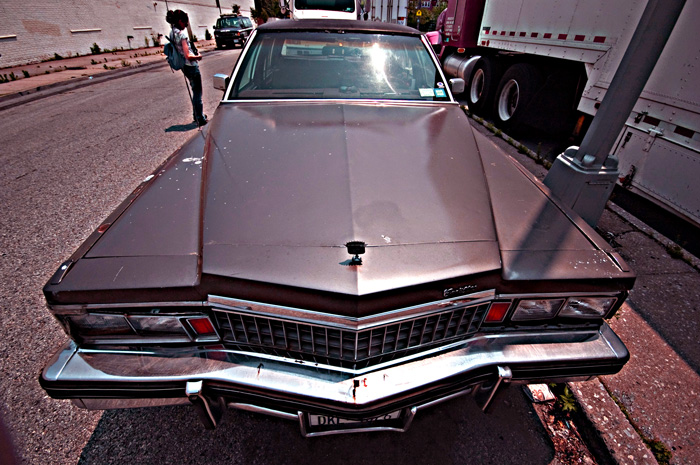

{"left": 300, "top": 408, "right": 414, "bottom": 437}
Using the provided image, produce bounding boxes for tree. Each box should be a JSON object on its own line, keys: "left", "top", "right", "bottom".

{"left": 231, "top": 3, "right": 241, "bottom": 14}
{"left": 251, "top": 0, "right": 280, "bottom": 24}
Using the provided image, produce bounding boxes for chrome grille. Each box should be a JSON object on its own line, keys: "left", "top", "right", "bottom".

{"left": 211, "top": 303, "right": 489, "bottom": 369}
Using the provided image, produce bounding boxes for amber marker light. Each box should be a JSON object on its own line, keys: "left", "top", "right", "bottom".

{"left": 485, "top": 302, "right": 511, "bottom": 323}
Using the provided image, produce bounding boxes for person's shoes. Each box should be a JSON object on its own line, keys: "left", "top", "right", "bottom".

{"left": 196, "top": 116, "right": 208, "bottom": 127}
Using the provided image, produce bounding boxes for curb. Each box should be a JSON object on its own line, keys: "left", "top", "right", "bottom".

{"left": 571, "top": 379, "right": 657, "bottom": 465}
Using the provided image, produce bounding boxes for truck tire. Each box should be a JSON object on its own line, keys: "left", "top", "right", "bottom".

{"left": 467, "top": 57, "right": 501, "bottom": 115}
{"left": 494, "top": 63, "right": 542, "bottom": 130}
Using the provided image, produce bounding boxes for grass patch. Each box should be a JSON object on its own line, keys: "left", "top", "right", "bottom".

{"left": 549, "top": 383, "right": 578, "bottom": 412}
{"left": 666, "top": 243, "right": 684, "bottom": 260}
{"left": 664, "top": 242, "right": 696, "bottom": 267}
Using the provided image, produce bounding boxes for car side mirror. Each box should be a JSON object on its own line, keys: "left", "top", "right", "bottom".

{"left": 213, "top": 73, "right": 230, "bottom": 91}
{"left": 449, "top": 78, "right": 465, "bottom": 95}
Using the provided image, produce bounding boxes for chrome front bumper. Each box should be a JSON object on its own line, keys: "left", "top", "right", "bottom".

{"left": 40, "top": 324, "right": 628, "bottom": 433}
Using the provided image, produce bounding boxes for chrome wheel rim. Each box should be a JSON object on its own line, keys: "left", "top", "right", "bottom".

{"left": 497, "top": 79, "right": 519, "bottom": 121}
{"left": 469, "top": 68, "right": 485, "bottom": 104}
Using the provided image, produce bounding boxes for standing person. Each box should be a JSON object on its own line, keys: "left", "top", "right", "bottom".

{"left": 166, "top": 9, "right": 207, "bottom": 126}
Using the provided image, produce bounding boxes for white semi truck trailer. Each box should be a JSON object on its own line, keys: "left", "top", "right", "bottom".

{"left": 279, "top": 0, "right": 370, "bottom": 20}
{"left": 439, "top": 0, "right": 700, "bottom": 228}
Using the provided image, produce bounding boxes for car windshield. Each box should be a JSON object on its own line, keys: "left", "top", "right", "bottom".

{"left": 217, "top": 17, "right": 247, "bottom": 28}
{"left": 229, "top": 31, "right": 450, "bottom": 101}
{"left": 295, "top": 0, "right": 355, "bottom": 12}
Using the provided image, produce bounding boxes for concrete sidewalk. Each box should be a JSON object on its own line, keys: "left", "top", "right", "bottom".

{"left": 0, "top": 39, "right": 217, "bottom": 111}
{"left": 2, "top": 46, "right": 698, "bottom": 465}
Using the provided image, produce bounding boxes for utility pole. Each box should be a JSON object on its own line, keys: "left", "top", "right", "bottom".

{"left": 543, "top": 0, "right": 686, "bottom": 226}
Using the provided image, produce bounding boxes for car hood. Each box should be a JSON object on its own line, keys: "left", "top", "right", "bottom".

{"left": 66, "top": 102, "right": 630, "bottom": 307}
{"left": 200, "top": 102, "right": 501, "bottom": 294}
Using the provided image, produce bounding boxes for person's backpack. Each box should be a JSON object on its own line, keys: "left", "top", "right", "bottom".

{"left": 164, "top": 33, "right": 185, "bottom": 71}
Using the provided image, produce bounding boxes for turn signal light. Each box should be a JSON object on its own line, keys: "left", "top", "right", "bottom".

{"left": 187, "top": 317, "right": 218, "bottom": 341}
{"left": 485, "top": 302, "right": 511, "bottom": 323}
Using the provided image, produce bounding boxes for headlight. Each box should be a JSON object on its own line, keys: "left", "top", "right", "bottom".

{"left": 59, "top": 312, "right": 219, "bottom": 344}
{"left": 511, "top": 299, "right": 565, "bottom": 321}
{"left": 128, "top": 315, "right": 189, "bottom": 335}
{"left": 559, "top": 297, "right": 617, "bottom": 319}
{"left": 65, "top": 313, "right": 133, "bottom": 338}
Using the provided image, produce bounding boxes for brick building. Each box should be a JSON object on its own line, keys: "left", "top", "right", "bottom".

{"left": 0, "top": 0, "right": 253, "bottom": 67}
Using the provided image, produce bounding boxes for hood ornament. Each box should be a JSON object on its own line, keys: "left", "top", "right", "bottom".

{"left": 345, "top": 241, "right": 366, "bottom": 265}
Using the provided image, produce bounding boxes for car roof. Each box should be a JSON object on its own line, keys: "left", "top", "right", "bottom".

{"left": 256, "top": 19, "right": 421, "bottom": 36}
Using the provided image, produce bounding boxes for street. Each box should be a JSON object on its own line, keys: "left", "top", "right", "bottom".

{"left": 0, "top": 50, "right": 556, "bottom": 465}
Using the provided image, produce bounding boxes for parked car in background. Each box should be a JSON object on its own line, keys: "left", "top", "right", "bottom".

{"left": 40, "top": 20, "right": 634, "bottom": 437}
{"left": 214, "top": 14, "right": 254, "bottom": 48}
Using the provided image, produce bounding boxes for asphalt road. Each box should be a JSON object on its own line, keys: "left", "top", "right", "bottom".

{"left": 0, "top": 50, "right": 554, "bottom": 464}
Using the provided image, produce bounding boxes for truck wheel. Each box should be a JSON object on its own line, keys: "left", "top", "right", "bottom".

{"left": 467, "top": 57, "right": 501, "bottom": 115}
{"left": 494, "top": 63, "right": 542, "bottom": 129}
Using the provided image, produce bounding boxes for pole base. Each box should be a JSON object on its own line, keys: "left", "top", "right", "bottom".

{"left": 543, "top": 147, "right": 620, "bottom": 227}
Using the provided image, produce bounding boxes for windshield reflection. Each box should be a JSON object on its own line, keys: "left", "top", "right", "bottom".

{"left": 229, "top": 32, "right": 448, "bottom": 101}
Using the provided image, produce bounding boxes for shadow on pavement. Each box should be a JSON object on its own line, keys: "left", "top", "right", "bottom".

{"left": 165, "top": 122, "right": 200, "bottom": 132}
{"left": 77, "top": 387, "right": 553, "bottom": 465}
